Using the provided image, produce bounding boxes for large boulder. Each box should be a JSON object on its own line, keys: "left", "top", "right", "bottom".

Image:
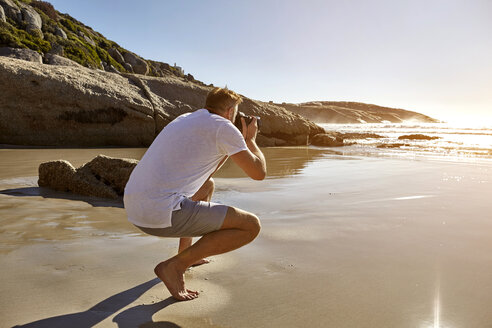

{"left": 0, "top": 57, "right": 155, "bottom": 146}
{"left": 19, "top": 2, "right": 43, "bottom": 38}
{"left": 38, "top": 155, "right": 138, "bottom": 199}
{"left": 108, "top": 47, "right": 125, "bottom": 65}
{"left": 123, "top": 51, "right": 149, "bottom": 75}
{"left": 81, "top": 155, "right": 138, "bottom": 195}
{"left": 44, "top": 53, "right": 82, "bottom": 67}
{"left": 0, "top": 47, "right": 42, "bottom": 63}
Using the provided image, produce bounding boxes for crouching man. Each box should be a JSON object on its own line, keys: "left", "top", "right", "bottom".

{"left": 124, "top": 87, "right": 266, "bottom": 301}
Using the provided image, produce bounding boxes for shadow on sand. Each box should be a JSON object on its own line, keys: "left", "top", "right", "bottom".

{"left": 0, "top": 186, "right": 123, "bottom": 208}
{"left": 13, "top": 278, "right": 181, "bottom": 328}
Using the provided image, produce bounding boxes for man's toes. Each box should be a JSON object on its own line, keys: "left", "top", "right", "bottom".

{"left": 187, "top": 289, "right": 199, "bottom": 295}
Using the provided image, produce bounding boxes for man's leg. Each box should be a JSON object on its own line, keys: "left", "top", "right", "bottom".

{"left": 178, "top": 178, "right": 215, "bottom": 266}
{"left": 155, "top": 206, "right": 261, "bottom": 301}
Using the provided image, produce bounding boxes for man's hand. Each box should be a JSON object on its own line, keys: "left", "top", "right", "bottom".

{"left": 241, "top": 117, "right": 258, "bottom": 142}
{"left": 232, "top": 116, "right": 266, "bottom": 181}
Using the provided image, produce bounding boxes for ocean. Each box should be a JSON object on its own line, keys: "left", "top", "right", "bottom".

{"left": 320, "top": 122, "right": 492, "bottom": 162}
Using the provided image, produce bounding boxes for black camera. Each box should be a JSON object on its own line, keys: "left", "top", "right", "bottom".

{"left": 234, "top": 111, "right": 261, "bottom": 132}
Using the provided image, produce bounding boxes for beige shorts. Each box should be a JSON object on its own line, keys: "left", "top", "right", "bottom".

{"left": 134, "top": 197, "right": 228, "bottom": 237}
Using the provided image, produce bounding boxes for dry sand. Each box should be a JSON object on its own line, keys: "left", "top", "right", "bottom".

{"left": 1, "top": 147, "right": 492, "bottom": 327}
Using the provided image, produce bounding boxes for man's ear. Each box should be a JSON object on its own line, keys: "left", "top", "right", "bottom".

{"left": 226, "top": 106, "right": 234, "bottom": 120}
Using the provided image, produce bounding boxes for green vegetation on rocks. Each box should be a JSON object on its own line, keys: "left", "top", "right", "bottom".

{"left": 0, "top": 0, "right": 196, "bottom": 80}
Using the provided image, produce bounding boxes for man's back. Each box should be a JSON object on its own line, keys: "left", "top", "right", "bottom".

{"left": 124, "top": 108, "right": 247, "bottom": 228}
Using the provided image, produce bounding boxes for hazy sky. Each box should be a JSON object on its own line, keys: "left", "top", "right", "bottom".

{"left": 49, "top": 0, "right": 491, "bottom": 123}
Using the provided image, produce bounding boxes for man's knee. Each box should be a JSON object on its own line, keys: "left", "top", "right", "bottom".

{"left": 222, "top": 207, "right": 261, "bottom": 238}
{"left": 245, "top": 213, "right": 261, "bottom": 238}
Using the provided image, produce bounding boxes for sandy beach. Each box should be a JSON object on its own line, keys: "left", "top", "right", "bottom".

{"left": 1, "top": 147, "right": 492, "bottom": 327}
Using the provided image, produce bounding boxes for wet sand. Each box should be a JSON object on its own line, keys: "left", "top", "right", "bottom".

{"left": 1, "top": 147, "right": 492, "bottom": 327}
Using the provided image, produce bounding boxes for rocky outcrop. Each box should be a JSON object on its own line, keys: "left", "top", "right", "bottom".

{"left": 44, "top": 53, "right": 81, "bottom": 67}
{"left": 310, "top": 133, "right": 344, "bottom": 147}
{"left": 0, "top": 57, "right": 155, "bottom": 146}
{"left": 398, "top": 134, "right": 440, "bottom": 140}
{"left": 0, "top": 47, "right": 42, "bottom": 63}
{"left": 123, "top": 51, "right": 149, "bottom": 75}
{"left": 279, "top": 101, "right": 439, "bottom": 124}
{"left": 38, "top": 155, "right": 138, "bottom": 199}
{"left": 0, "top": 57, "right": 325, "bottom": 147}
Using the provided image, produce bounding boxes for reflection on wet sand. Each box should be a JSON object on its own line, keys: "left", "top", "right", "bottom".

{"left": 216, "top": 147, "right": 341, "bottom": 178}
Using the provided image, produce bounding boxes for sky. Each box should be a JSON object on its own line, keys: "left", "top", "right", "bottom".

{"left": 48, "top": 0, "right": 492, "bottom": 123}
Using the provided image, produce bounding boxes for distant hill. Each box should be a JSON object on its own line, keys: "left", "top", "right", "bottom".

{"left": 277, "top": 101, "right": 439, "bottom": 123}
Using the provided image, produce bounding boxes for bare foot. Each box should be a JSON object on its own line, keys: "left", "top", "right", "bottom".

{"left": 191, "top": 258, "right": 210, "bottom": 267}
{"left": 154, "top": 260, "right": 199, "bottom": 301}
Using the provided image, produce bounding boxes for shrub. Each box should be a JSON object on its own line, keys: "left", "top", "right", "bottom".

{"left": 0, "top": 21, "right": 51, "bottom": 53}
{"left": 31, "top": 1, "right": 58, "bottom": 20}
{"left": 96, "top": 46, "right": 125, "bottom": 72}
{"left": 60, "top": 19, "right": 78, "bottom": 33}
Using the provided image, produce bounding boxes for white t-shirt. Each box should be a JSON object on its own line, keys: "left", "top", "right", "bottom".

{"left": 124, "top": 108, "right": 248, "bottom": 228}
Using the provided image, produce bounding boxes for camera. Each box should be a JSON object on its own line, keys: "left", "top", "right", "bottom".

{"left": 234, "top": 111, "right": 261, "bottom": 132}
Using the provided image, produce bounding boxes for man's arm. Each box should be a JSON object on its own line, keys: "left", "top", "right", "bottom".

{"left": 230, "top": 117, "right": 267, "bottom": 180}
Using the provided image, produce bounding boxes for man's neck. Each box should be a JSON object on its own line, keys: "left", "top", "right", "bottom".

{"left": 205, "top": 108, "right": 228, "bottom": 120}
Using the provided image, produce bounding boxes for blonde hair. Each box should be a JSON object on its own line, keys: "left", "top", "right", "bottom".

{"left": 205, "top": 87, "right": 242, "bottom": 114}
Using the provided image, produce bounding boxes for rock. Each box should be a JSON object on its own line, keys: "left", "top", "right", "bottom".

{"left": 310, "top": 133, "right": 344, "bottom": 147}
{"left": 107, "top": 64, "right": 119, "bottom": 73}
{"left": 0, "top": 57, "right": 155, "bottom": 146}
{"left": 0, "top": 0, "right": 22, "bottom": 23}
{"left": 44, "top": 53, "right": 81, "bottom": 67}
{"left": 48, "top": 42, "right": 64, "bottom": 56}
{"left": 0, "top": 47, "right": 42, "bottom": 63}
{"left": 19, "top": 3, "right": 43, "bottom": 38}
{"left": 38, "top": 160, "right": 77, "bottom": 192}
{"left": 54, "top": 26, "right": 67, "bottom": 39}
{"left": 0, "top": 5, "right": 6, "bottom": 23}
{"left": 82, "top": 155, "right": 138, "bottom": 195}
{"left": 38, "top": 155, "right": 138, "bottom": 199}
{"left": 83, "top": 35, "right": 96, "bottom": 47}
{"left": 102, "top": 61, "right": 119, "bottom": 73}
{"left": 123, "top": 51, "right": 149, "bottom": 75}
{"left": 108, "top": 47, "right": 125, "bottom": 65}
{"left": 397, "top": 134, "right": 440, "bottom": 140}
{"left": 123, "top": 62, "right": 133, "bottom": 73}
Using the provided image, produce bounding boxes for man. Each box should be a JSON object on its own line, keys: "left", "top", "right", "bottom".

{"left": 124, "top": 87, "right": 266, "bottom": 301}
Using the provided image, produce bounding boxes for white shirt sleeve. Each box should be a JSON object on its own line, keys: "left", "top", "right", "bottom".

{"left": 216, "top": 122, "right": 248, "bottom": 156}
